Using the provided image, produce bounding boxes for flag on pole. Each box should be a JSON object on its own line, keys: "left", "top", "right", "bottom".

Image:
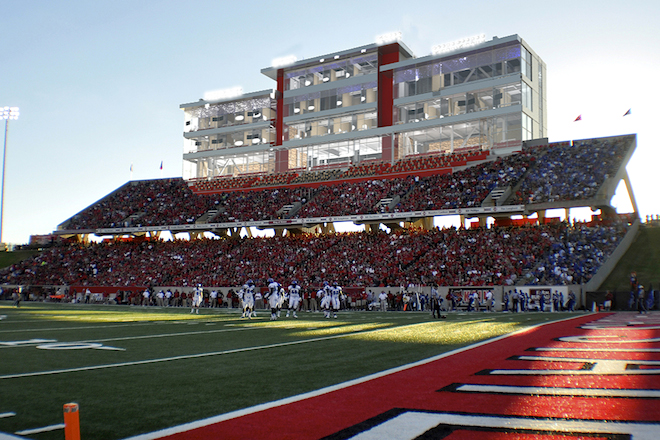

{"left": 623, "top": 108, "right": 632, "bottom": 116}
{"left": 160, "top": 161, "right": 163, "bottom": 170}
{"left": 130, "top": 164, "right": 133, "bottom": 172}
{"left": 574, "top": 115, "right": 582, "bottom": 122}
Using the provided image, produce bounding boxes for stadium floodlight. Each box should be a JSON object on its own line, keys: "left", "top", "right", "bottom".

{"left": 1, "top": 106, "right": 19, "bottom": 245}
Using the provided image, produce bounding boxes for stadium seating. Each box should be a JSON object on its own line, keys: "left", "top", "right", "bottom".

{"left": 3, "top": 218, "right": 631, "bottom": 290}
{"left": 510, "top": 137, "right": 632, "bottom": 205}
{"left": 58, "top": 136, "right": 633, "bottom": 233}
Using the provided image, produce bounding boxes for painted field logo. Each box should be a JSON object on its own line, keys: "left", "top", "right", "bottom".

{"left": 0, "top": 339, "right": 124, "bottom": 351}
{"left": 324, "top": 409, "right": 658, "bottom": 439}
{"left": 326, "top": 314, "right": 660, "bottom": 439}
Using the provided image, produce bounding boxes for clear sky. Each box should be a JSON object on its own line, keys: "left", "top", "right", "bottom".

{"left": 2, "top": 0, "right": 659, "bottom": 244}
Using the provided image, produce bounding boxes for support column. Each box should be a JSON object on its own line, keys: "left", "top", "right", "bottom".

{"left": 622, "top": 170, "right": 640, "bottom": 218}
{"left": 321, "top": 223, "right": 336, "bottom": 234}
{"left": 537, "top": 209, "right": 546, "bottom": 224}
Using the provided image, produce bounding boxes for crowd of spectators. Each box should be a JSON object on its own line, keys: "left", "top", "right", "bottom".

{"left": 294, "top": 177, "right": 414, "bottom": 218}
{"left": 523, "top": 220, "right": 629, "bottom": 285}
{"left": 194, "top": 175, "right": 260, "bottom": 192}
{"left": 340, "top": 161, "right": 391, "bottom": 179}
{"left": 252, "top": 172, "right": 298, "bottom": 187}
{"left": 2, "top": 219, "right": 630, "bottom": 290}
{"left": 385, "top": 150, "right": 486, "bottom": 174}
{"left": 212, "top": 186, "right": 310, "bottom": 222}
{"left": 64, "top": 179, "right": 187, "bottom": 230}
{"left": 511, "top": 136, "right": 632, "bottom": 205}
{"left": 396, "top": 153, "right": 530, "bottom": 212}
{"left": 60, "top": 136, "right": 632, "bottom": 231}
{"left": 289, "top": 169, "right": 343, "bottom": 184}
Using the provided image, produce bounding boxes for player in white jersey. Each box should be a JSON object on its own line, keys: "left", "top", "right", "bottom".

{"left": 329, "top": 281, "right": 342, "bottom": 319}
{"left": 241, "top": 279, "right": 256, "bottom": 319}
{"left": 278, "top": 287, "right": 287, "bottom": 317}
{"left": 286, "top": 280, "right": 302, "bottom": 318}
{"left": 320, "top": 281, "right": 332, "bottom": 318}
{"left": 191, "top": 284, "right": 203, "bottom": 314}
{"left": 266, "top": 278, "right": 281, "bottom": 320}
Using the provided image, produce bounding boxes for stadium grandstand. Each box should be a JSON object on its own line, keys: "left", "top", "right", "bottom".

{"left": 0, "top": 35, "right": 643, "bottom": 310}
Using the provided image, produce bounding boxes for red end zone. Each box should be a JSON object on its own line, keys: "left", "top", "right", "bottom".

{"left": 130, "top": 313, "right": 660, "bottom": 439}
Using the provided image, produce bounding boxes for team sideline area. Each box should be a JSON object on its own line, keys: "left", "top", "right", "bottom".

{"left": 0, "top": 302, "right": 587, "bottom": 439}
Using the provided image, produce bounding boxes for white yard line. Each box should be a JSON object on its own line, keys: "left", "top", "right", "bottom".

{"left": 14, "top": 423, "right": 65, "bottom": 435}
{"left": 0, "top": 326, "right": 386, "bottom": 380}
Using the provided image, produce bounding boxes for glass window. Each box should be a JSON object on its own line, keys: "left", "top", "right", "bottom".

{"left": 283, "top": 54, "right": 377, "bottom": 91}
{"left": 465, "top": 88, "right": 494, "bottom": 113}
{"left": 454, "top": 69, "right": 471, "bottom": 84}
{"left": 521, "top": 47, "right": 532, "bottom": 79}
{"left": 522, "top": 83, "right": 532, "bottom": 111}
{"left": 506, "top": 58, "right": 521, "bottom": 74}
{"left": 522, "top": 113, "right": 533, "bottom": 141}
{"left": 495, "top": 84, "right": 521, "bottom": 108}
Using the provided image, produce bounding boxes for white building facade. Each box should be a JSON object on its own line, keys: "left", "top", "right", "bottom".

{"left": 181, "top": 34, "right": 546, "bottom": 181}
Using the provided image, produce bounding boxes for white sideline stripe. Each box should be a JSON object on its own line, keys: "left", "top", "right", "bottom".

{"left": 15, "top": 423, "right": 65, "bottom": 435}
{"left": 0, "top": 413, "right": 16, "bottom": 418}
{"left": 121, "top": 314, "right": 587, "bottom": 440}
{"left": 0, "top": 326, "right": 403, "bottom": 380}
{"left": 456, "top": 384, "right": 660, "bottom": 398}
{"left": 534, "top": 347, "right": 660, "bottom": 352}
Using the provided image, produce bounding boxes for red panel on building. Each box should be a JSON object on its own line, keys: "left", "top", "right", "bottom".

{"left": 377, "top": 43, "right": 399, "bottom": 128}
{"left": 276, "top": 69, "right": 284, "bottom": 147}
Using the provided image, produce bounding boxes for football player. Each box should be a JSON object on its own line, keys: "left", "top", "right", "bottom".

{"left": 241, "top": 279, "right": 256, "bottom": 319}
{"left": 287, "top": 280, "right": 302, "bottom": 318}
{"left": 266, "top": 278, "right": 280, "bottom": 320}
{"left": 329, "top": 281, "right": 342, "bottom": 319}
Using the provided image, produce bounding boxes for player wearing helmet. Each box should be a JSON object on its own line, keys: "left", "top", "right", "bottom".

{"left": 241, "top": 279, "right": 256, "bottom": 319}
{"left": 321, "top": 281, "right": 332, "bottom": 318}
{"left": 286, "top": 280, "right": 301, "bottom": 318}
{"left": 266, "top": 278, "right": 281, "bottom": 320}
{"left": 329, "top": 281, "right": 342, "bottom": 319}
{"left": 191, "top": 284, "right": 203, "bottom": 314}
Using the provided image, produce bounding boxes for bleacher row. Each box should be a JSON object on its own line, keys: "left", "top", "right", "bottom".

{"left": 4, "top": 218, "right": 631, "bottom": 289}
{"left": 62, "top": 136, "right": 633, "bottom": 231}
{"left": 192, "top": 149, "right": 487, "bottom": 192}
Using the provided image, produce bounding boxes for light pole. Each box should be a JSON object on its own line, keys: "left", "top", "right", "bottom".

{"left": 1, "top": 106, "right": 19, "bottom": 246}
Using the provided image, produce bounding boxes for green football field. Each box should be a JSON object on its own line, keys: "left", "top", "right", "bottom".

{"left": 0, "top": 302, "right": 581, "bottom": 439}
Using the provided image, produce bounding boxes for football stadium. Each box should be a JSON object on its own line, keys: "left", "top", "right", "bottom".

{"left": 2, "top": 33, "right": 659, "bottom": 439}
